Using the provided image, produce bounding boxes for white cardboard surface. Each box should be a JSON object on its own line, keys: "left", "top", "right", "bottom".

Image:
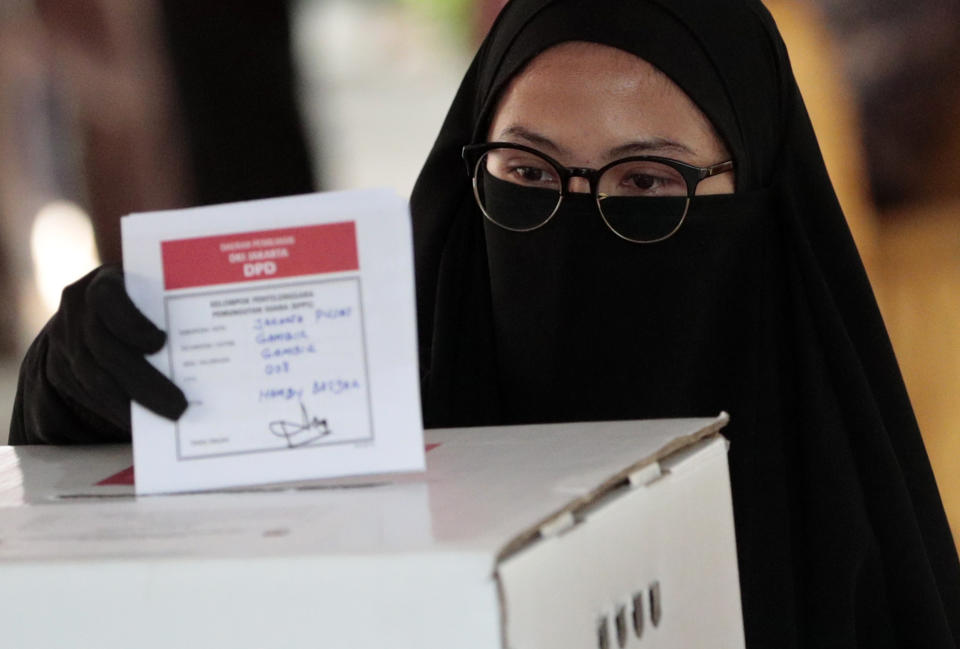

{"left": 499, "top": 436, "right": 744, "bottom": 648}
{"left": 120, "top": 189, "right": 423, "bottom": 494}
{"left": 0, "top": 416, "right": 744, "bottom": 649}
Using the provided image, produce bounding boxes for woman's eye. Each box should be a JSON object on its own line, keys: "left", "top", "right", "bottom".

{"left": 629, "top": 174, "right": 659, "bottom": 190}
{"left": 603, "top": 163, "right": 686, "bottom": 197}
{"left": 511, "top": 166, "right": 555, "bottom": 184}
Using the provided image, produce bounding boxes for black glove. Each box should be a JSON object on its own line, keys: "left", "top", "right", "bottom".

{"left": 10, "top": 265, "right": 187, "bottom": 444}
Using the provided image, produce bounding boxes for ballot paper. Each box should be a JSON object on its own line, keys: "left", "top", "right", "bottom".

{"left": 121, "top": 189, "right": 423, "bottom": 494}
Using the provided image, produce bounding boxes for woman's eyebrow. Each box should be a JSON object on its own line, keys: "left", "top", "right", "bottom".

{"left": 495, "top": 125, "right": 571, "bottom": 156}
{"left": 495, "top": 126, "right": 696, "bottom": 160}
{"left": 607, "top": 138, "right": 696, "bottom": 158}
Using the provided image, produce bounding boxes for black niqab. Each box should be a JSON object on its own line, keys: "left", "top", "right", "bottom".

{"left": 410, "top": 0, "right": 960, "bottom": 646}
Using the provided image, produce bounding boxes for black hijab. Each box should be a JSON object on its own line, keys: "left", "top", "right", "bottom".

{"left": 410, "top": 0, "right": 960, "bottom": 646}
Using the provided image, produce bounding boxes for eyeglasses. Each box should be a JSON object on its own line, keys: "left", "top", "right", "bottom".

{"left": 462, "top": 142, "right": 734, "bottom": 243}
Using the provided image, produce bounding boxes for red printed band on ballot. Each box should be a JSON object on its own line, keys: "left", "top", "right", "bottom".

{"left": 161, "top": 222, "right": 359, "bottom": 290}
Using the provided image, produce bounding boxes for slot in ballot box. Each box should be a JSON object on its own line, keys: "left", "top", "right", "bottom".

{"left": 0, "top": 414, "right": 744, "bottom": 649}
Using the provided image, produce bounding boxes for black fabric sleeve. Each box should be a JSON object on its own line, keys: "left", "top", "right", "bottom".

{"left": 9, "top": 265, "right": 184, "bottom": 445}
{"left": 9, "top": 322, "right": 129, "bottom": 445}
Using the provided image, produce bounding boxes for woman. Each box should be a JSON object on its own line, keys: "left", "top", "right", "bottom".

{"left": 411, "top": 0, "right": 960, "bottom": 646}
{"left": 11, "top": 0, "right": 960, "bottom": 646}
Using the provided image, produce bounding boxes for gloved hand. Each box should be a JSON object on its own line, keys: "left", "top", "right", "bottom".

{"left": 10, "top": 265, "right": 187, "bottom": 444}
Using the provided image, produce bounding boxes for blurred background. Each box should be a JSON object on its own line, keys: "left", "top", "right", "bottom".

{"left": 0, "top": 0, "right": 957, "bottom": 544}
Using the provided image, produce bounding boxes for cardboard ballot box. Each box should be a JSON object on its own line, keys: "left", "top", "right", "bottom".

{"left": 0, "top": 415, "right": 744, "bottom": 649}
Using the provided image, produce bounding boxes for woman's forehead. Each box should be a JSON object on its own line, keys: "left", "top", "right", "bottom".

{"left": 488, "top": 42, "right": 728, "bottom": 165}
{"left": 474, "top": 0, "right": 771, "bottom": 185}
{"left": 517, "top": 41, "right": 664, "bottom": 75}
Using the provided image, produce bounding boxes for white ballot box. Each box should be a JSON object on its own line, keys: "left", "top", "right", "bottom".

{"left": 0, "top": 415, "right": 744, "bottom": 649}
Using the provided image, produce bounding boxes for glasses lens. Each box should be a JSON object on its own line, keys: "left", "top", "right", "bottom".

{"left": 597, "top": 160, "right": 690, "bottom": 242}
{"left": 474, "top": 148, "right": 562, "bottom": 231}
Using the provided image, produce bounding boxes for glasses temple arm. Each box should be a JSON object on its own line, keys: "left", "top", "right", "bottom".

{"left": 699, "top": 160, "right": 735, "bottom": 179}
